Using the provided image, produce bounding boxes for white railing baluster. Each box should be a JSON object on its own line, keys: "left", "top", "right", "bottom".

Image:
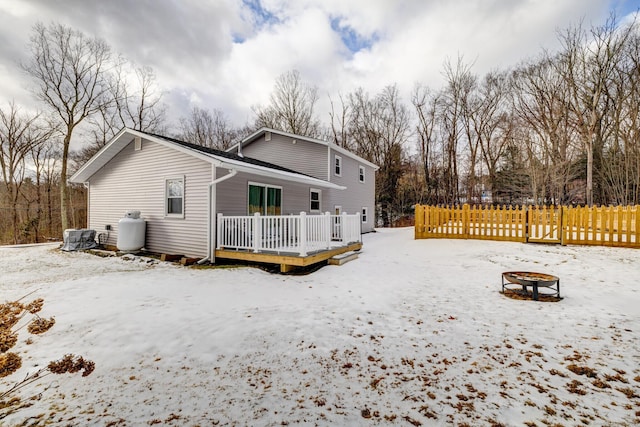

{"left": 216, "top": 212, "right": 361, "bottom": 255}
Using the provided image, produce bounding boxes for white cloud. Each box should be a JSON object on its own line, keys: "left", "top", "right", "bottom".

{"left": 0, "top": 0, "right": 633, "bottom": 143}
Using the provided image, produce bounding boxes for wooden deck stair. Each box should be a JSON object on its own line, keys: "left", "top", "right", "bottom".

{"left": 328, "top": 251, "right": 359, "bottom": 266}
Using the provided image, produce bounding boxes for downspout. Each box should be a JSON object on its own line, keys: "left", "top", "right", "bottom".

{"left": 197, "top": 167, "right": 238, "bottom": 264}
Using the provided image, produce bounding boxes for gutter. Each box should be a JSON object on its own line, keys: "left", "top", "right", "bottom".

{"left": 197, "top": 168, "right": 238, "bottom": 265}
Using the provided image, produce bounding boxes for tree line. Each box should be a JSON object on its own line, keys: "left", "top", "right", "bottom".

{"left": 1, "top": 15, "right": 639, "bottom": 244}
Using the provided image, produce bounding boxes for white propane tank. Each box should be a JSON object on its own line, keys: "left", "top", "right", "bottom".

{"left": 117, "top": 210, "right": 146, "bottom": 252}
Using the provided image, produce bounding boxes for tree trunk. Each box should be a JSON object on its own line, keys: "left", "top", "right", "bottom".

{"left": 47, "top": 183, "right": 53, "bottom": 236}
{"left": 60, "top": 131, "right": 71, "bottom": 232}
{"left": 11, "top": 186, "right": 19, "bottom": 244}
{"left": 586, "top": 138, "right": 593, "bottom": 207}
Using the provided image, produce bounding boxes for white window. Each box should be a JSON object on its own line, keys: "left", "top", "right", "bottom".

{"left": 166, "top": 177, "right": 184, "bottom": 217}
{"left": 362, "top": 207, "right": 368, "bottom": 223}
{"left": 248, "top": 182, "right": 282, "bottom": 215}
{"left": 334, "top": 155, "right": 342, "bottom": 176}
{"left": 310, "top": 189, "right": 321, "bottom": 212}
{"left": 359, "top": 165, "right": 365, "bottom": 183}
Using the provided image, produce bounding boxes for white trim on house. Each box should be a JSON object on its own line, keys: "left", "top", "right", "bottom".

{"left": 247, "top": 181, "right": 284, "bottom": 215}
{"left": 216, "top": 155, "right": 345, "bottom": 190}
{"left": 70, "top": 128, "right": 346, "bottom": 191}
{"left": 334, "top": 155, "right": 342, "bottom": 177}
{"left": 165, "top": 175, "right": 185, "bottom": 218}
{"left": 310, "top": 188, "right": 321, "bottom": 212}
{"left": 70, "top": 128, "right": 219, "bottom": 183}
{"left": 359, "top": 165, "right": 366, "bottom": 183}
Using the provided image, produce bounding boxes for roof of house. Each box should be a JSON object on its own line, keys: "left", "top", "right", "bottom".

{"left": 231, "top": 127, "right": 380, "bottom": 170}
{"left": 69, "top": 128, "right": 346, "bottom": 190}
{"left": 142, "top": 131, "right": 314, "bottom": 176}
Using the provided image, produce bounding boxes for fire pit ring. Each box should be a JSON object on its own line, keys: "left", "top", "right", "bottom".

{"left": 502, "top": 271, "right": 560, "bottom": 301}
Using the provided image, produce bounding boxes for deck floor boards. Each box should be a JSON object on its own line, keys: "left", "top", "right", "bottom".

{"left": 215, "top": 242, "right": 363, "bottom": 269}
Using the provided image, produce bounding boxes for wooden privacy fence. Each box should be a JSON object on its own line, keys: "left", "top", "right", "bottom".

{"left": 415, "top": 204, "right": 640, "bottom": 248}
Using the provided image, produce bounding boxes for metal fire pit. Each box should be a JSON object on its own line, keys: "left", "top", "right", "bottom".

{"left": 502, "top": 271, "right": 560, "bottom": 301}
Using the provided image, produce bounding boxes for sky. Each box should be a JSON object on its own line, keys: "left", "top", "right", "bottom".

{"left": 0, "top": 0, "right": 638, "bottom": 147}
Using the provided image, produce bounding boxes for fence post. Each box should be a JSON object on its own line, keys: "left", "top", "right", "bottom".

{"left": 253, "top": 212, "right": 261, "bottom": 253}
{"left": 299, "top": 211, "right": 307, "bottom": 257}
{"left": 560, "top": 206, "right": 566, "bottom": 245}
{"left": 463, "top": 204, "right": 470, "bottom": 238}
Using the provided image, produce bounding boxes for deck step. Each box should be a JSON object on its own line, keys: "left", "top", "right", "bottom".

{"left": 328, "top": 251, "right": 359, "bottom": 266}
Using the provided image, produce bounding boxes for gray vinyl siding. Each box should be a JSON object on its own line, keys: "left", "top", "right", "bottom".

{"left": 327, "top": 147, "right": 376, "bottom": 232}
{"left": 240, "top": 133, "right": 328, "bottom": 180}
{"left": 87, "top": 138, "right": 211, "bottom": 258}
{"left": 215, "top": 171, "right": 328, "bottom": 215}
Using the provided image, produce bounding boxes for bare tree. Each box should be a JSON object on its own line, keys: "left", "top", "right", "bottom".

{"left": 252, "top": 70, "right": 321, "bottom": 137}
{"left": 437, "top": 57, "right": 475, "bottom": 205}
{"left": 179, "top": 107, "right": 240, "bottom": 150}
{"left": 77, "top": 64, "right": 167, "bottom": 167}
{"left": 473, "top": 71, "right": 513, "bottom": 203}
{"left": 30, "top": 138, "right": 60, "bottom": 241}
{"left": 512, "top": 56, "right": 579, "bottom": 204}
{"left": 348, "top": 85, "right": 411, "bottom": 225}
{"left": 411, "top": 83, "right": 440, "bottom": 204}
{"left": 601, "top": 20, "right": 640, "bottom": 205}
{"left": 0, "top": 103, "right": 51, "bottom": 243}
{"left": 555, "top": 15, "right": 634, "bottom": 205}
{"left": 118, "top": 66, "right": 166, "bottom": 133}
{"left": 22, "top": 22, "right": 115, "bottom": 231}
{"left": 328, "top": 93, "right": 352, "bottom": 149}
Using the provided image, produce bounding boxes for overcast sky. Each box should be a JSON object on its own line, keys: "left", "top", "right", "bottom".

{"left": 0, "top": 0, "right": 638, "bottom": 146}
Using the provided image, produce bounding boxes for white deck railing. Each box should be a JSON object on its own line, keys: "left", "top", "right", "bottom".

{"left": 216, "top": 212, "right": 362, "bottom": 256}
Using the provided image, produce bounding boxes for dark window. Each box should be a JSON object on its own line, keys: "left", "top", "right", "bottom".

{"left": 310, "top": 189, "right": 321, "bottom": 211}
{"left": 166, "top": 178, "right": 184, "bottom": 216}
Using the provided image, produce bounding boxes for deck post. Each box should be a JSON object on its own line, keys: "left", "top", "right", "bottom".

{"left": 253, "top": 212, "right": 261, "bottom": 253}
{"left": 216, "top": 213, "right": 223, "bottom": 249}
{"left": 341, "top": 212, "right": 348, "bottom": 244}
{"left": 324, "top": 212, "right": 331, "bottom": 249}
{"left": 299, "top": 211, "right": 308, "bottom": 257}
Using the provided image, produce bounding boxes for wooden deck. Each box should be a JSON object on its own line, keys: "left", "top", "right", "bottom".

{"left": 215, "top": 242, "right": 363, "bottom": 272}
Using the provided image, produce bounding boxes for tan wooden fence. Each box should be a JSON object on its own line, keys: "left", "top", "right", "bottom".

{"left": 415, "top": 204, "right": 639, "bottom": 248}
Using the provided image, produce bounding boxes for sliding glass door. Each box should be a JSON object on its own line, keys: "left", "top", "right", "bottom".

{"left": 248, "top": 183, "right": 282, "bottom": 215}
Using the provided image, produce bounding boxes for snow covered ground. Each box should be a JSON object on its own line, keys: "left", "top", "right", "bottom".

{"left": 1, "top": 227, "right": 639, "bottom": 426}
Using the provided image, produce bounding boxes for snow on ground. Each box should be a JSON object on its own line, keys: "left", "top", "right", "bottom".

{"left": 1, "top": 228, "right": 639, "bottom": 426}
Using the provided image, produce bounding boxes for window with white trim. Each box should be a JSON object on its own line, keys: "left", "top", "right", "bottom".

{"left": 248, "top": 182, "right": 282, "bottom": 215}
{"left": 359, "top": 165, "right": 365, "bottom": 183}
{"left": 362, "top": 207, "right": 368, "bottom": 223}
{"left": 166, "top": 177, "right": 184, "bottom": 217}
{"left": 334, "top": 155, "right": 342, "bottom": 176}
{"left": 310, "top": 189, "right": 321, "bottom": 212}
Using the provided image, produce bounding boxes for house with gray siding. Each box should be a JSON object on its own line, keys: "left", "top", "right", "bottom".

{"left": 233, "top": 128, "right": 378, "bottom": 231}
{"left": 70, "top": 127, "right": 377, "bottom": 264}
